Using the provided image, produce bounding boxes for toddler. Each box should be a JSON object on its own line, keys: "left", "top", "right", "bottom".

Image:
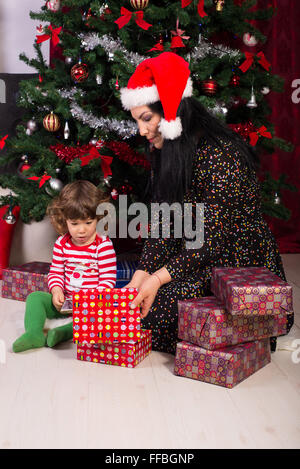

{"left": 13, "top": 180, "right": 116, "bottom": 352}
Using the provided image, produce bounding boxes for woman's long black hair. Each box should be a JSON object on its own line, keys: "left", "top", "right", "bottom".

{"left": 146, "top": 97, "right": 259, "bottom": 204}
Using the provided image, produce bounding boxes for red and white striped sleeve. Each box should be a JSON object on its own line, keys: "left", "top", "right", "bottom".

{"left": 97, "top": 236, "right": 117, "bottom": 289}
{"left": 48, "top": 236, "right": 65, "bottom": 292}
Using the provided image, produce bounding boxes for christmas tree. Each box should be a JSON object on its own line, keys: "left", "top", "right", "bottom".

{"left": 0, "top": 0, "right": 296, "bottom": 224}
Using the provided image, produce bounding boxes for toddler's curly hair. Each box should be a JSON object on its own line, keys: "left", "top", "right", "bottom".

{"left": 46, "top": 180, "right": 109, "bottom": 235}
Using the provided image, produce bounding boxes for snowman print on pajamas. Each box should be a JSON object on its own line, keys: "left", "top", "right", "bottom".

{"left": 69, "top": 261, "right": 98, "bottom": 288}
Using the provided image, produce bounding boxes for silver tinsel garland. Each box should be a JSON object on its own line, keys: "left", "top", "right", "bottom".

{"left": 58, "top": 88, "right": 137, "bottom": 138}
{"left": 79, "top": 32, "right": 241, "bottom": 65}
{"left": 190, "top": 38, "right": 241, "bottom": 62}
{"left": 79, "top": 33, "right": 147, "bottom": 67}
{"left": 70, "top": 102, "right": 137, "bottom": 138}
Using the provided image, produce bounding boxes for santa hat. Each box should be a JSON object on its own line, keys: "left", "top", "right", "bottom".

{"left": 120, "top": 52, "right": 193, "bottom": 140}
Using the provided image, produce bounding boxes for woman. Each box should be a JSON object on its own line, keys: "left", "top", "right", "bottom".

{"left": 120, "top": 52, "right": 292, "bottom": 354}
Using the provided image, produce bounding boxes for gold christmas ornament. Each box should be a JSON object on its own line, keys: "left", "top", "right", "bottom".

{"left": 214, "top": 0, "right": 225, "bottom": 11}
{"left": 130, "top": 0, "right": 149, "bottom": 9}
{"left": 43, "top": 111, "right": 60, "bottom": 132}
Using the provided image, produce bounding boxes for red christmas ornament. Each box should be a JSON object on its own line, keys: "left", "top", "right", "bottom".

{"left": 171, "top": 19, "right": 190, "bottom": 49}
{"left": 230, "top": 74, "right": 240, "bottom": 87}
{"left": 201, "top": 77, "right": 218, "bottom": 96}
{"left": 71, "top": 62, "right": 89, "bottom": 83}
{"left": 19, "top": 162, "right": 31, "bottom": 173}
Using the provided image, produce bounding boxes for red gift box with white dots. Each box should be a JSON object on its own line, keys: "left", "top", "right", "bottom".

{"left": 77, "top": 330, "right": 152, "bottom": 368}
{"left": 73, "top": 287, "right": 141, "bottom": 345}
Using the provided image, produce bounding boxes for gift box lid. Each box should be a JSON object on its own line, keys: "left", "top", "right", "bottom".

{"left": 211, "top": 267, "right": 293, "bottom": 314}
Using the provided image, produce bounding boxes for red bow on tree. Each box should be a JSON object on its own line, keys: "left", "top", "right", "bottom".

{"left": 181, "top": 0, "right": 207, "bottom": 18}
{"left": 36, "top": 25, "right": 62, "bottom": 47}
{"left": 0, "top": 135, "right": 8, "bottom": 150}
{"left": 28, "top": 174, "right": 52, "bottom": 188}
{"left": 80, "top": 146, "right": 113, "bottom": 178}
{"left": 239, "top": 51, "right": 271, "bottom": 73}
{"left": 249, "top": 126, "right": 272, "bottom": 146}
{"left": 115, "top": 7, "right": 152, "bottom": 30}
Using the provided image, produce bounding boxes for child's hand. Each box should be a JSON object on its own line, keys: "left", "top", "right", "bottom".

{"left": 51, "top": 287, "right": 65, "bottom": 311}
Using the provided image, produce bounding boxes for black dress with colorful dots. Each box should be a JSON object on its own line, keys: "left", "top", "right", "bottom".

{"left": 139, "top": 138, "right": 293, "bottom": 355}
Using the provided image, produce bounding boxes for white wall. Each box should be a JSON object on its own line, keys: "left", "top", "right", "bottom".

{"left": 0, "top": 187, "right": 57, "bottom": 265}
{"left": 0, "top": 1, "right": 53, "bottom": 264}
{"left": 0, "top": 0, "right": 49, "bottom": 73}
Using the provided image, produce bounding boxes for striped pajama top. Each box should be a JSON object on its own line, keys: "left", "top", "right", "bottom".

{"left": 48, "top": 233, "right": 117, "bottom": 299}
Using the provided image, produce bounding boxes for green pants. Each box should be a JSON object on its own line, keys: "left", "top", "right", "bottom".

{"left": 12, "top": 291, "right": 73, "bottom": 353}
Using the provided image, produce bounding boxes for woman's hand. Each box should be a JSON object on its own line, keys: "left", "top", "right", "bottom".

{"left": 124, "top": 269, "right": 151, "bottom": 290}
{"left": 131, "top": 275, "right": 161, "bottom": 319}
{"left": 51, "top": 286, "right": 65, "bottom": 311}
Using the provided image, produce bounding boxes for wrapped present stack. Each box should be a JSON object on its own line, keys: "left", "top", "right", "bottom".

{"left": 174, "top": 267, "right": 293, "bottom": 388}
{"left": 74, "top": 287, "right": 151, "bottom": 368}
{"left": 1, "top": 256, "right": 139, "bottom": 301}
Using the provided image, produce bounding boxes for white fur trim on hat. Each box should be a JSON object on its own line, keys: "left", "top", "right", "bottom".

{"left": 120, "top": 84, "right": 159, "bottom": 111}
{"left": 121, "top": 77, "right": 193, "bottom": 111}
{"left": 159, "top": 117, "right": 183, "bottom": 140}
{"left": 182, "top": 77, "right": 193, "bottom": 98}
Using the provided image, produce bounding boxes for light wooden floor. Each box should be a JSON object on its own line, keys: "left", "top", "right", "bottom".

{"left": 0, "top": 254, "right": 299, "bottom": 449}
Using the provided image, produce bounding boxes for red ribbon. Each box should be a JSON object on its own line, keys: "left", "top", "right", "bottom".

{"left": 249, "top": 126, "right": 272, "bottom": 146}
{"left": 80, "top": 146, "right": 113, "bottom": 178}
{"left": 36, "top": 25, "right": 62, "bottom": 47}
{"left": 239, "top": 51, "right": 271, "bottom": 73}
{"left": 115, "top": 7, "right": 152, "bottom": 30}
{"left": 28, "top": 174, "right": 51, "bottom": 188}
{"left": 0, "top": 135, "right": 8, "bottom": 150}
{"left": 181, "top": 0, "right": 207, "bottom": 18}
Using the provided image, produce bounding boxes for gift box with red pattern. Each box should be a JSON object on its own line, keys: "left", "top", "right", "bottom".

{"left": 178, "top": 296, "right": 287, "bottom": 350}
{"left": 174, "top": 338, "right": 271, "bottom": 388}
{"left": 77, "top": 329, "right": 152, "bottom": 368}
{"left": 1, "top": 262, "right": 50, "bottom": 301}
{"left": 211, "top": 267, "right": 293, "bottom": 316}
{"left": 73, "top": 287, "right": 141, "bottom": 344}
